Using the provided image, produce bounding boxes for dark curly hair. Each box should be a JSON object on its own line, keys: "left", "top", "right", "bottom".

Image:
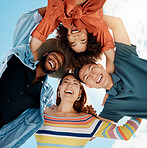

{"left": 56, "top": 24, "right": 102, "bottom": 70}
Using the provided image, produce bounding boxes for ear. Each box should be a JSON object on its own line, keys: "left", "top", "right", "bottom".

{"left": 85, "top": 85, "right": 92, "bottom": 88}
{"left": 98, "top": 63, "right": 104, "bottom": 68}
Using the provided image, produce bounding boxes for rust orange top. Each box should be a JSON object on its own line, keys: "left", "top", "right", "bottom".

{"left": 31, "top": 0, "right": 114, "bottom": 51}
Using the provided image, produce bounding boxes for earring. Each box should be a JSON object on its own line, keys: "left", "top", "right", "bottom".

{"left": 77, "top": 97, "right": 81, "bottom": 101}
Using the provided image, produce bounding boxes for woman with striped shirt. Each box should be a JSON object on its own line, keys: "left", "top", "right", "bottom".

{"left": 35, "top": 73, "right": 141, "bottom": 148}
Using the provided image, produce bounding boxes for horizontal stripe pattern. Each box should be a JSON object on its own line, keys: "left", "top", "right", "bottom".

{"left": 35, "top": 115, "right": 141, "bottom": 147}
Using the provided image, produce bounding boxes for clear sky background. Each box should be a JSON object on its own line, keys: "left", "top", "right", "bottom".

{"left": 1, "top": 0, "right": 147, "bottom": 148}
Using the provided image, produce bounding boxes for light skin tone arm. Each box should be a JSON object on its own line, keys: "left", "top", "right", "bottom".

{"left": 103, "top": 15, "right": 131, "bottom": 73}
{"left": 98, "top": 15, "right": 131, "bottom": 122}
{"left": 30, "top": 7, "right": 47, "bottom": 61}
{"left": 103, "top": 15, "right": 131, "bottom": 45}
{"left": 104, "top": 49, "right": 115, "bottom": 73}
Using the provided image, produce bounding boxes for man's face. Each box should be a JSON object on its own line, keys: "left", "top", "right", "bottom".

{"left": 67, "top": 25, "right": 88, "bottom": 53}
{"left": 79, "top": 64, "right": 111, "bottom": 89}
{"left": 41, "top": 51, "right": 65, "bottom": 74}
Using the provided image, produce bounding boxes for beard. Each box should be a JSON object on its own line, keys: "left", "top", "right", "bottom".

{"left": 40, "top": 54, "right": 56, "bottom": 74}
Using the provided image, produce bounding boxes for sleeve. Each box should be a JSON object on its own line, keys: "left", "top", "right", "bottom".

{"left": 41, "top": 76, "right": 54, "bottom": 108}
{"left": 93, "top": 9, "right": 115, "bottom": 52}
{"left": 13, "top": 9, "right": 42, "bottom": 48}
{"left": 98, "top": 21, "right": 115, "bottom": 52}
{"left": 115, "top": 42, "right": 138, "bottom": 58}
{"left": 99, "top": 101, "right": 123, "bottom": 123}
{"left": 94, "top": 118, "right": 142, "bottom": 140}
{"left": 31, "top": 0, "right": 62, "bottom": 43}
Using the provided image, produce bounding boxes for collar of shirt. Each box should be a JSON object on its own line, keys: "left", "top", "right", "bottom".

{"left": 106, "top": 73, "right": 120, "bottom": 96}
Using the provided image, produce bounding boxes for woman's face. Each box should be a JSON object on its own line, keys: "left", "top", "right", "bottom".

{"left": 67, "top": 25, "right": 88, "bottom": 53}
{"left": 59, "top": 75, "right": 82, "bottom": 103}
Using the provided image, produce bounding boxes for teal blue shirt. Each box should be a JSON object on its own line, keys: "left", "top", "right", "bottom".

{"left": 99, "top": 42, "right": 147, "bottom": 122}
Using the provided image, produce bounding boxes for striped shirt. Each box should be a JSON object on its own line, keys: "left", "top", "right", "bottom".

{"left": 35, "top": 114, "right": 141, "bottom": 148}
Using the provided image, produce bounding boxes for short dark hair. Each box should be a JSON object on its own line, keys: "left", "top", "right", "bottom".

{"left": 74, "top": 67, "right": 83, "bottom": 83}
{"left": 56, "top": 24, "right": 102, "bottom": 70}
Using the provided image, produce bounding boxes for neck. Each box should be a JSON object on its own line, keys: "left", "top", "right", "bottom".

{"left": 57, "top": 100, "right": 77, "bottom": 114}
{"left": 36, "top": 63, "right": 46, "bottom": 78}
{"left": 105, "top": 75, "right": 113, "bottom": 90}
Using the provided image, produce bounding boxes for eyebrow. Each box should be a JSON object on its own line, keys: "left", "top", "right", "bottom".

{"left": 73, "top": 79, "right": 79, "bottom": 83}
{"left": 64, "top": 78, "right": 69, "bottom": 81}
{"left": 64, "top": 78, "right": 79, "bottom": 83}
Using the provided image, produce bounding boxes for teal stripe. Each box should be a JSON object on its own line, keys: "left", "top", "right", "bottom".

{"left": 124, "top": 124, "right": 134, "bottom": 134}
{"left": 132, "top": 118, "right": 140, "bottom": 125}
{"left": 102, "top": 123, "right": 111, "bottom": 138}
{"left": 37, "top": 142, "right": 85, "bottom": 148}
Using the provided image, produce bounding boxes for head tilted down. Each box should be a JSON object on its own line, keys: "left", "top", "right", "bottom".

{"left": 56, "top": 24, "right": 102, "bottom": 70}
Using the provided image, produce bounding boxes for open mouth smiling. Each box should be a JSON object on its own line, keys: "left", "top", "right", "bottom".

{"left": 71, "top": 26, "right": 80, "bottom": 34}
{"left": 64, "top": 90, "right": 74, "bottom": 95}
{"left": 48, "top": 58, "right": 56, "bottom": 70}
{"left": 96, "top": 74, "right": 103, "bottom": 84}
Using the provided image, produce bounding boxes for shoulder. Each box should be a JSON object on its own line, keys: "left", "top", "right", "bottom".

{"left": 78, "top": 112, "right": 88, "bottom": 116}
{"left": 44, "top": 107, "right": 56, "bottom": 116}
{"left": 97, "top": 116, "right": 114, "bottom": 123}
{"left": 115, "top": 42, "right": 138, "bottom": 57}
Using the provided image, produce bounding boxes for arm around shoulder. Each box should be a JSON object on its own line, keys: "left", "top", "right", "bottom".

{"left": 95, "top": 117, "right": 142, "bottom": 140}
{"left": 103, "top": 15, "right": 131, "bottom": 46}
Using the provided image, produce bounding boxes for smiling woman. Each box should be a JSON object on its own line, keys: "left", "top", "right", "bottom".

{"left": 31, "top": 0, "right": 115, "bottom": 71}
{"left": 67, "top": 25, "right": 88, "bottom": 53}
{"left": 34, "top": 73, "right": 142, "bottom": 148}
{"left": 2, "top": 0, "right": 147, "bottom": 148}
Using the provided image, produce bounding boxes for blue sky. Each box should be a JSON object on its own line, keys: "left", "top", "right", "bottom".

{"left": 1, "top": 0, "right": 147, "bottom": 148}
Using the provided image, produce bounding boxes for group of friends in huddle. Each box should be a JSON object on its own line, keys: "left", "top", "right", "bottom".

{"left": 0, "top": 0, "right": 147, "bottom": 147}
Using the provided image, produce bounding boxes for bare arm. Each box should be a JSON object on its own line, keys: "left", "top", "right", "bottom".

{"left": 103, "top": 15, "right": 131, "bottom": 45}
{"left": 104, "top": 48, "right": 115, "bottom": 73}
{"left": 30, "top": 7, "right": 46, "bottom": 61}
{"left": 97, "top": 115, "right": 114, "bottom": 123}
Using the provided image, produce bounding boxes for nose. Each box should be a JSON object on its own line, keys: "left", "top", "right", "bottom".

{"left": 67, "top": 82, "right": 73, "bottom": 88}
{"left": 89, "top": 72, "right": 96, "bottom": 78}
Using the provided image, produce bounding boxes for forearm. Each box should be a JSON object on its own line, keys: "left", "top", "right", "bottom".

{"left": 30, "top": 37, "right": 43, "bottom": 61}
{"left": 95, "top": 117, "right": 142, "bottom": 140}
{"left": 104, "top": 49, "right": 115, "bottom": 73}
{"left": 38, "top": 7, "right": 47, "bottom": 17}
{"left": 103, "top": 15, "right": 131, "bottom": 45}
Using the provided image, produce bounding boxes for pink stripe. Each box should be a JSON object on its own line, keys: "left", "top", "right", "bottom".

{"left": 127, "top": 120, "right": 138, "bottom": 130}
{"left": 108, "top": 124, "right": 117, "bottom": 139}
